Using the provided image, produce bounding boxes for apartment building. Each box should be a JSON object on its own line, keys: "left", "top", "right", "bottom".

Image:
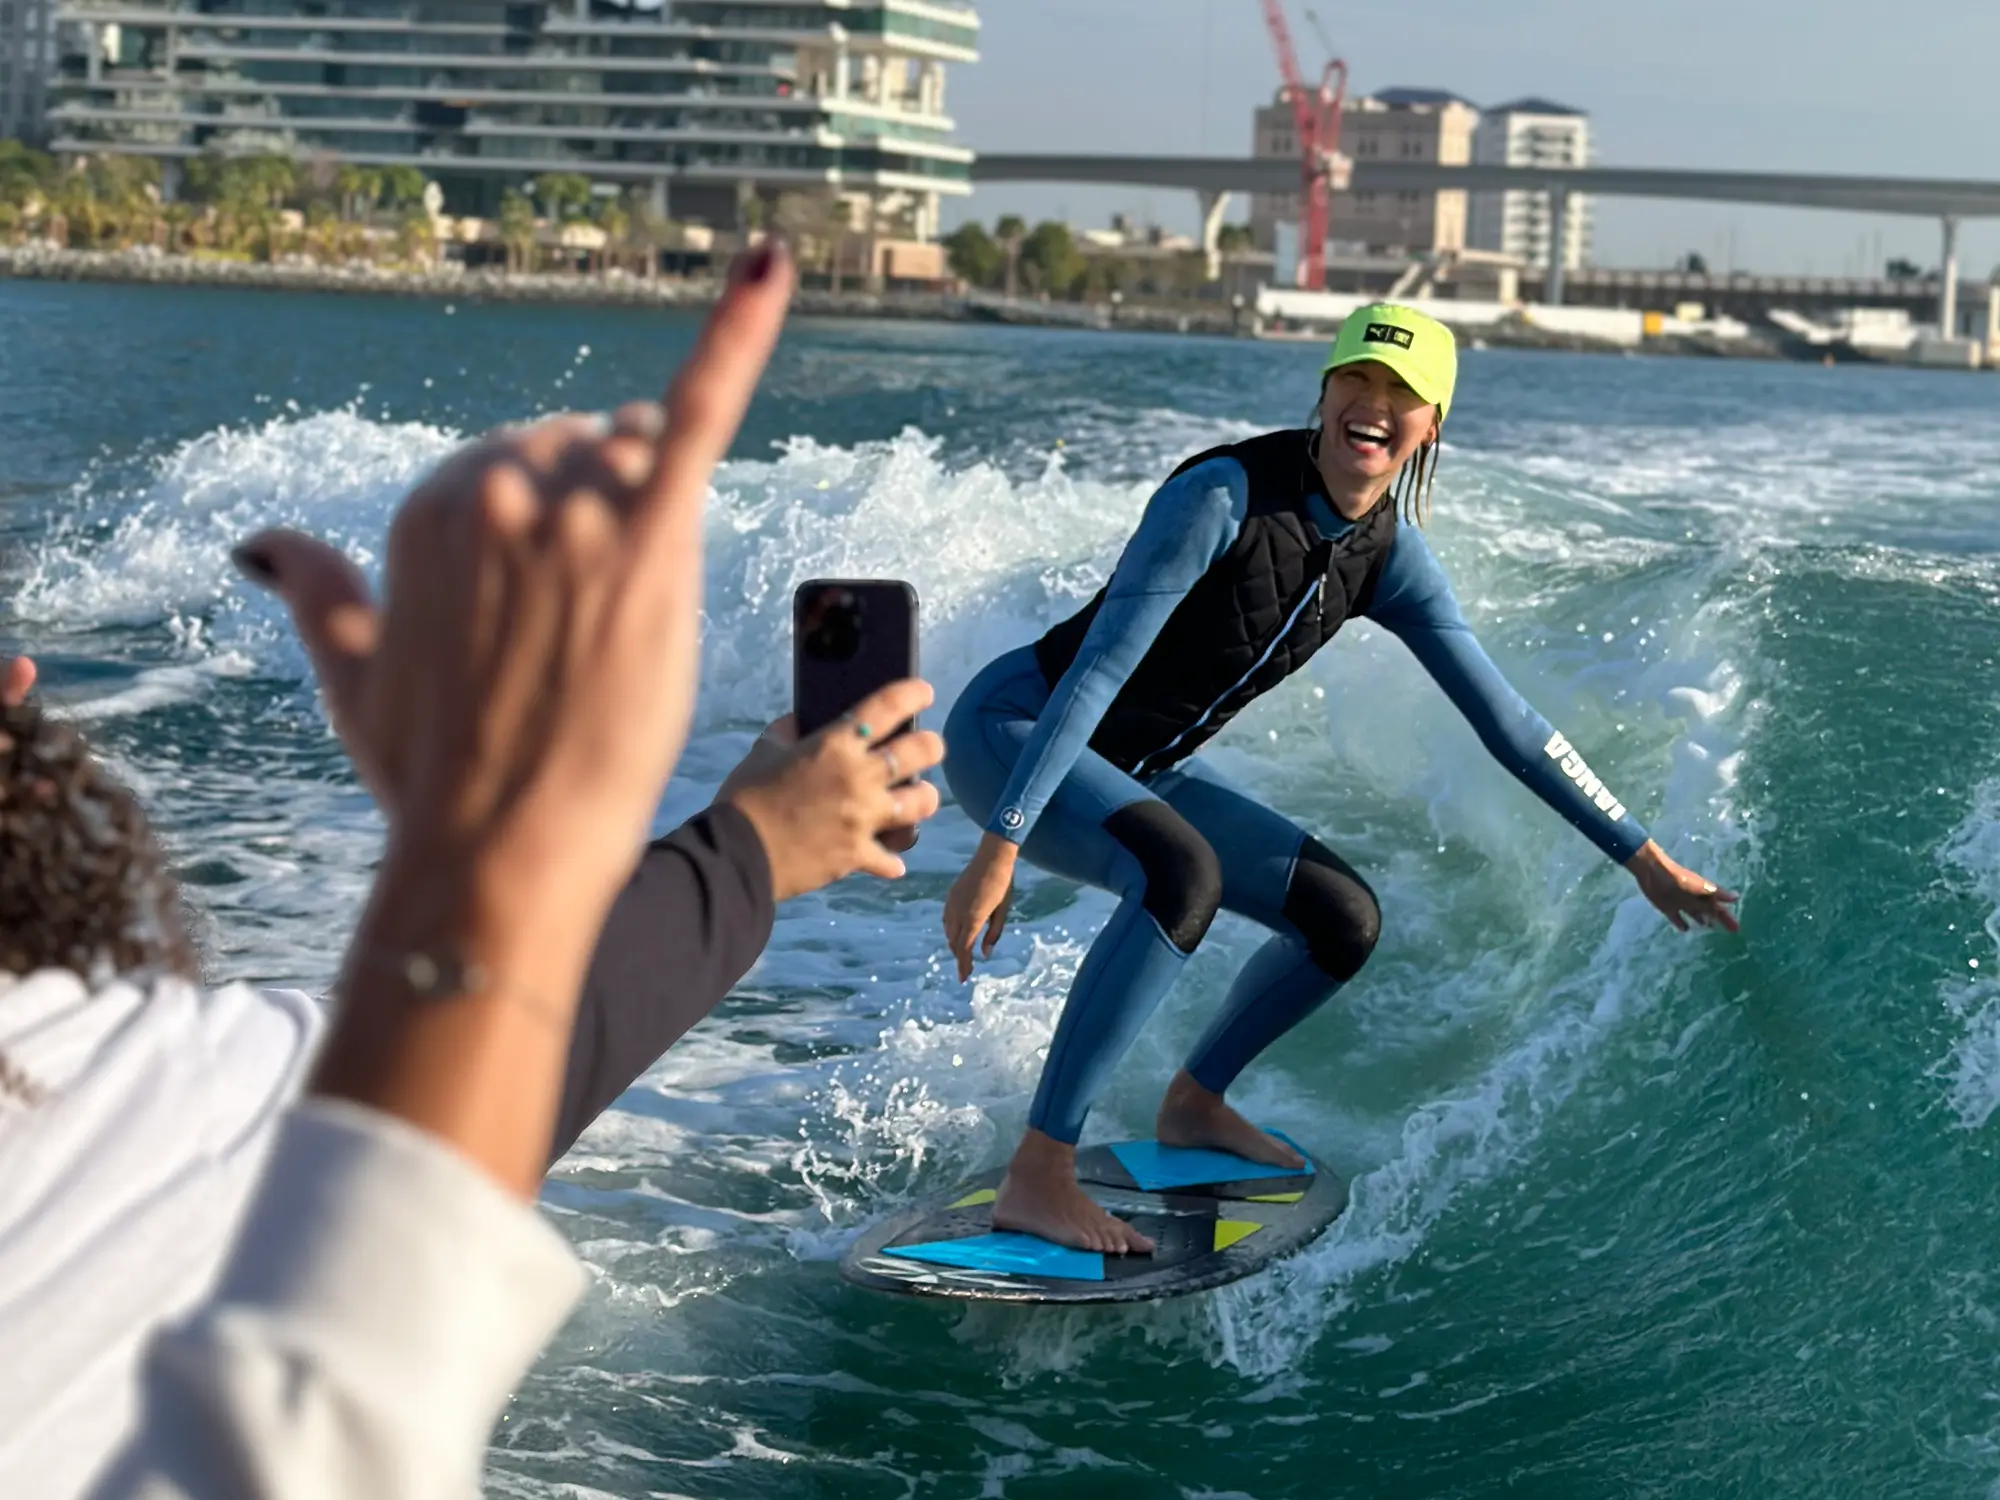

{"left": 1, "top": 0, "right": 55, "bottom": 141}
{"left": 1468, "top": 97, "right": 1592, "bottom": 272}
{"left": 41, "top": 0, "right": 979, "bottom": 232}
{"left": 1251, "top": 85, "right": 1478, "bottom": 256}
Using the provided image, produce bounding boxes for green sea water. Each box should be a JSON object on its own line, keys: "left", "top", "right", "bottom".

{"left": 6, "top": 278, "right": 2000, "bottom": 1498}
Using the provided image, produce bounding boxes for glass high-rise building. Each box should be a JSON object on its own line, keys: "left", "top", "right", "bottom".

{"left": 43, "top": 0, "right": 978, "bottom": 229}
{"left": 2, "top": 0, "right": 57, "bottom": 141}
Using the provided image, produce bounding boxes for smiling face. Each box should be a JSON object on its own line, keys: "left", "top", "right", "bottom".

{"left": 1316, "top": 360, "right": 1441, "bottom": 498}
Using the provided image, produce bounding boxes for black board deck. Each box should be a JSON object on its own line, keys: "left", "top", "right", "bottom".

{"left": 838, "top": 1136, "right": 1348, "bottom": 1304}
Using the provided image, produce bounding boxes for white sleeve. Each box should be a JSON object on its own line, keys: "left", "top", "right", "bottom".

{"left": 88, "top": 1098, "right": 587, "bottom": 1500}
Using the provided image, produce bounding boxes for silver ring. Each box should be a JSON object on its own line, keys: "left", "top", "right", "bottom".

{"left": 882, "top": 748, "right": 900, "bottom": 782}
{"left": 1702, "top": 883, "right": 1716, "bottom": 896}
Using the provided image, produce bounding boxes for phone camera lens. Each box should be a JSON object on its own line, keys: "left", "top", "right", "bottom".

{"left": 803, "top": 589, "right": 863, "bottom": 663}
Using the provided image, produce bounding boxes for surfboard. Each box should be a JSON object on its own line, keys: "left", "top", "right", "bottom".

{"left": 838, "top": 1134, "right": 1347, "bottom": 1304}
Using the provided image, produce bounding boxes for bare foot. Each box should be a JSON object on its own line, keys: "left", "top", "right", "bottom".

{"left": 990, "top": 1130, "right": 1155, "bottom": 1255}
{"left": 1154, "top": 1070, "right": 1305, "bottom": 1170}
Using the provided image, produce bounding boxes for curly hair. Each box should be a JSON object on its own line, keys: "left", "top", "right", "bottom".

{"left": 0, "top": 699, "right": 200, "bottom": 981}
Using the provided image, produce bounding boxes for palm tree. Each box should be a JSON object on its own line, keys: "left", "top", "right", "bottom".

{"left": 83, "top": 154, "right": 158, "bottom": 248}
{"left": 251, "top": 154, "right": 296, "bottom": 214}
{"left": 382, "top": 165, "right": 426, "bottom": 213}
{"left": 161, "top": 201, "right": 194, "bottom": 254}
{"left": 241, "top": 198, "right": 280, "bottom": 262}
{"left": 334, "top": 164, "right": 363, "bottom": 221}
{"left": 532, "top": 172, "right": 589, "bottom": 224}
{"left": 304, "top": 199, "right": 338, "bottom": 262}
{"left": 51, "top": 170, "right": 102, "bottom": 249}
{"left": 396, "top": 205, "right": 433, "bottom": 266}
{"left": 0, "top": 142, "right": 53, "bottom": 232}
{"left": 593, "top": 200, "right": 628, "bottom": 275}
{"left": 630, "top": 191, "right": 669, "bottom": 280}
{"left": 995, "top": 214, "right": 1026, "bottom": 300}
{"left": 335, "top": 166, "right": 381, "bottom": 225}
{"left": 498, "top": 189, "right": 537, "bottom": 273}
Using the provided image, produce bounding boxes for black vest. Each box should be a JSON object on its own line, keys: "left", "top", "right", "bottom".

{"left": 1032, "top": 428, "right": 1400, "bottom": 779}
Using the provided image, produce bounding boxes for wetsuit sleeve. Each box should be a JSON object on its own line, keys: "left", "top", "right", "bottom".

{"left": 1364, "top": 526, "right": 1651, "bottom": 864}
{"left": 986, "top": 459, "right": 1247, "bottom": 844}
{"left": 548, "top": 804, "right": 774, "bottom": 1162}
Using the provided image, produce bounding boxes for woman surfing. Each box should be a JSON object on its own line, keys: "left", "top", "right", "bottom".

{"left": 939, "top": 303, "right": 1740, "bottom": 1255}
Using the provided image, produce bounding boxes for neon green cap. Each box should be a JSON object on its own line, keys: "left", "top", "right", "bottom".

{"left": 1321, "top": 303, "right": 1458, "bottom": 419}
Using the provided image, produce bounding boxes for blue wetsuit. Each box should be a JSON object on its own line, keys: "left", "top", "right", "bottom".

{"left": 942, "top": 449, "right": 1649, "bottom": 1145}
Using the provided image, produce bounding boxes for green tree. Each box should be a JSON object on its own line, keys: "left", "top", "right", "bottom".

{"left": 532, "top": 172, "right": 591, "bottom": 223}
{"left": 943, "top": 220, "right": 1000, "bottom": 289}
{"left": 0, "top": 141, "right": 54, "bottom": 202}
{"left": 76, "top": 153, "right": 158, "bottom": 247}
{"left": 381, "top": 165, "right": 427, "bottom": 212}
{"left": 396, "top": 204, "right": 433, "bottom": 265}
{"left": 994, "top": 213, "right": 1026, "bottom": 299}
{"left": 49, "top": 170, "right": 91, "bottom": 248}
{"left": 1216, "top": 223, "right": 1255, "bottom": 255}
{"left": 1018, "top": 220, "right": 1083, "bottom": 298}
{"left": 594, "top": 198, "right": 628, "bottom": 274}
{"left": 629, "top": 190, "right": 670, "bottom": 280}
{"left": 335, "top": 165, "right": 382, "bottom": 223}
{"left": 333, "top": 164, "right": 362, "bottom": 221}
{"left": 498, "top": 189, "right": 538, "bottom": 273}
{"left": 248, "top": 154, "right": 295, "bottom": 211}
{"left": 303, "top": 198, "right": 338, "bottom": 261}
{"left": 0, "top": 145, "right": 54, "bottom": 243}
{"left": 161, "top": 201, "right": 195, "bottom": 253}
{"left": 183, "top": 150, "right": 230, "bottom": 205}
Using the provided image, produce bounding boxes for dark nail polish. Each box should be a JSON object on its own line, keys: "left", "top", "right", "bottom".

{"left": 739, "top": 238, "right": 783, "bottom": 285}
{"left": 231, "top": 544, "right": 278, "bottom": 585}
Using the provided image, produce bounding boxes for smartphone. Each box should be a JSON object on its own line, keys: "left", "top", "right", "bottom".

{"left": 793, "top": 579, "right": 920, "bottom": 741}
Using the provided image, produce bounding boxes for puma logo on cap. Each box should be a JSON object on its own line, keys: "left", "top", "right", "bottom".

{"left": 1363, "top": 323, "right": 1415, "bottom": 348}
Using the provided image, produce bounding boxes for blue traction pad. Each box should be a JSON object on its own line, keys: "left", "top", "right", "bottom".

{"left": 1107, "top": 1134, "right": 1313, "bottom": 1193}
{"left": 881, "top": 1232, "right": 1107, "bottom": 1282}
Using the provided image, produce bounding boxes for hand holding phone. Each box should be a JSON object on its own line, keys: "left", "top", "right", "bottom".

{"left": 794, "top": 579, "right": 922, "bottom": 851}
{"left": 794, "top": 580, "right": 920, "bottom": 741}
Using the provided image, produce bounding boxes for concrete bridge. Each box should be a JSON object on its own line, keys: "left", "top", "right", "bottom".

{"left": 971, "top": 155, "right": 2000, "bottom": 325}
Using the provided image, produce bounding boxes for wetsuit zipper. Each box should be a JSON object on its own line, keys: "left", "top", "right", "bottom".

{"left": 1133, "top": 577, "right": 1324, "bottom": 781}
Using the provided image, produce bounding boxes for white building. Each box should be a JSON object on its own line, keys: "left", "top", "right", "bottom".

{"left": 1469, "top": 97, "right": 1592, "bottom": 272}
{"left": 42, "top": 0, "right": 977, "bottom": 235}
{"left": 0, "top": 0, "right": 55, "bottom": 142}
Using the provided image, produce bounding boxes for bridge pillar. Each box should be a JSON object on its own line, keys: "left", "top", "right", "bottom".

{"left": 1545, "top": 187, "right": 1570, "bottom": 306}
{"left": 1197, "top": 189, "right": 1230, "bottom": 282}
{"left": 1940, "top": 214, "right": 1961, "bottom": 338}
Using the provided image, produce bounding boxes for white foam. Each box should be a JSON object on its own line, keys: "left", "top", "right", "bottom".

{"left": 13, "top": 402, "right": 1762, "bottom": 1395}
{"left": 1935, "top": 777, "right": 2000, "bottom": 1128}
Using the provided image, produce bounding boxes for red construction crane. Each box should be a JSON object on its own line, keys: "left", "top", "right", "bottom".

{"left": 1259, "top": 0, "right": 1349, "bottom": 290}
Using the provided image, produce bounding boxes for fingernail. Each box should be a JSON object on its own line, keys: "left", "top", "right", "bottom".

{"left": 231, "top": 543, "right": 279, "bottom": 586}
{"left": 737, "top": 237, "right": 785, "bottom": 285}
{"left": 606, "top": 440, "right": 655, "bottom": 489}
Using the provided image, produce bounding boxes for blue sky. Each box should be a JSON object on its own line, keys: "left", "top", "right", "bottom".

{"left": 944, "top": 0, "right": 2000, "bottom": 277}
